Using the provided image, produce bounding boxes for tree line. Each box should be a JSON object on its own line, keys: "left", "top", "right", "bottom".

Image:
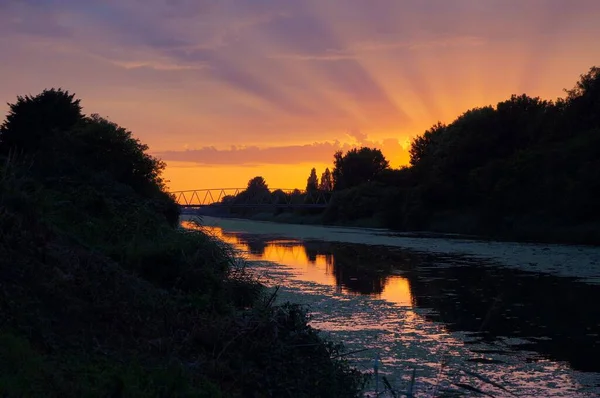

{"left": 222, "top": 147, "right": 390, "bottom": 213}
{"left": 228, "top": 66, "right": 600, "bottom": 244}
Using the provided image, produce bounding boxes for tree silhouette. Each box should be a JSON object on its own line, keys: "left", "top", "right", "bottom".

{"left": 409, "top": 122, "right": 445, "bottom": 167}
{"left": 0, "top": 89, "right": 180, "bottom": 225}
{"left": 306, "top": 168, "right": 319, "bottom": 192}
{"left": 247, "top": 176, "right": 268, "bottom": 192}
{"left": 323, "top": 65, "right": 600, "bottom": 244}
{"left": 332, "top": 147, "right": 389, "bottom": 190}
{"left": 319, "top": 168, "right": 333, "bottom": 191}
{"left": 564, "top": 66, "right": 600, "bottom": 132}
{"left": 245, "top": 176, "right": 270, "bottom": 201}
{"left": 0, "top": 88, "right": 83, "bottom": 154}
{"left": 71, "top": 114, "right": 167, "bottom": 195}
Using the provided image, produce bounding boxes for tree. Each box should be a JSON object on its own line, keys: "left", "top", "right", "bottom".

{"left": 306, "top": 168, "right": 319, "bottom": 192}
{"left": 495, "top": 94, "right": 554, "bottom": 150}
{"left": 409, "top": 122, "right": 446, "bottom": 166}
{"left": 563, "top": 66, "right": 600, "bottom": 131}
{"left": 68, "top": 114, "right": 168, "bottom": 195}
{"left": 0, "top": 89, "right": 180, "bottom": 226}
{"left": 246, "top": 176, "right": 270, "bottom": 197}
{"left": 0, "top": 88, "right": 83, "bottom": 154}
{"left": 271, "top": 189, "right": 290, "bottom": 205}
{"left": 565, "top": 66, "right": 600, "bottom": 100}
{"left": 332, "top": 147, "right": 389, "bottom": 190}
{"left": 319, "top": 168, "right": 333, "bottom": 191}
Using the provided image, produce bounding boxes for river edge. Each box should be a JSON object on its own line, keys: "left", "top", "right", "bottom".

{"left": 187, "top": 208, "right": 600, "bottom": 245}
{"left": 182, "top": 215, "right": 600, "bottom": 284}
{"left": 184, "top": 216, "right": 600, "bottom": 397}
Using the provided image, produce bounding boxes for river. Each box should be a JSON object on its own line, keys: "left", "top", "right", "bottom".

{"left": 183, "top": 215, "right": 600, "bottom": 397}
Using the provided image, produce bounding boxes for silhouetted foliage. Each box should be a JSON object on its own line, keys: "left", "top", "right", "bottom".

{"left": 319, "top": 168, "right": 333, "bottom": 191}
{"left": 68, "top": 114, "right": 167, "bottom": 194}
{"left": 271, "top": 189, "right": 289, "bottom": 204}
{"left": 224, "top": 176, "right": 272, "bottom": 215}
{"left": 563, "top": 66, "right": 600, "bottom": 132}
{"left": 0, "top": 89, "right": 179, "bottom": 226}
{"left": 0, "top": 89, "right": 365, "bottom": 397}
{"left": 323, "top": 65, "right": 600, "bottom": 244}
{"left": 306, "top": 167, "right": 319, "bottom": 192}
{"left": 409, "top": 122, "right": 446, "bottom": 167}
{"left": 0, "top": 88, "right": 83, "bottom": 155}
{"left": 332, "top": 147, "right": 389, "bottom": 190}
{"left": 246, "top": 176, "right": 269, "bottom": 195}
{"left": 203, "top": 66, "right": 600, "bottom": 244}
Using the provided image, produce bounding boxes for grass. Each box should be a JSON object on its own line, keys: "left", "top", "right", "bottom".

{"left": 0, "top": 152, "right": 367, "bottom": 397}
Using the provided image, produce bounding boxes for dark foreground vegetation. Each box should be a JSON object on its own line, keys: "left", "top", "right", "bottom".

{"left": 0, "top": 90, "right": 365, "bottom": 397}
{"left": 223, "top": 66, "right": 600, "bottom": 245}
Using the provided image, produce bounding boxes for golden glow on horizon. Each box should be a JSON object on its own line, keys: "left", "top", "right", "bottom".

{"left": 186, "top": 222, "right": 414, "bottom": 308}
{"left": 2, "top": 1, "right": 600, "bottom": 191}
{"left": 163, "top": 161, "right": 334, "bottom": 191}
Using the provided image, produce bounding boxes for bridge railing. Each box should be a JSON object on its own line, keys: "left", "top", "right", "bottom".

{"left": 170, "top": 188, "right": 332, "bottom": 208}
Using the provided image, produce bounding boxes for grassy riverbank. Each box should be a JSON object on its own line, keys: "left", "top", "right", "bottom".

{"left": 0, "top": 90, "right": 366, "bottom": 397}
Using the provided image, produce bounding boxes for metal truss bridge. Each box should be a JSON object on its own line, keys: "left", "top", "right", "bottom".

{"left": 171, "top": 188, "right": 332, "bottom": 209}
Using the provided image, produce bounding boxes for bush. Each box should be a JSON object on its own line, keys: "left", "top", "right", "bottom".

{"left": 0, "top": 90, "right": 365, "bottom": 397}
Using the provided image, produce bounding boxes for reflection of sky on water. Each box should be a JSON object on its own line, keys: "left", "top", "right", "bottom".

{"left": 193, "top": 222, "right": 414, "bottom": 308}
{"left": 183, "top": 221, "right": 600, "bottom": 397}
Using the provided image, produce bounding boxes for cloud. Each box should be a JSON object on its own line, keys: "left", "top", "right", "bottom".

{"left": 3, "top": 0, "right": 600, "bottom": 170}
{"left": 347, "top": 129, "right": 369, "bottom": 144}
{"left": 155, "top": 134, "right": 411, "bottom": 167}
{"left": 0, "top": 1, "right": 73, "bottom": 39}
{"left": 271, "top": 35, "right": 487, "bottom": 61}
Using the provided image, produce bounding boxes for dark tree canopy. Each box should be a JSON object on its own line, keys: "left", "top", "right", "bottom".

{"left": 409, "top": 122, "right": 446, "bottom": 167}
{"left": 246, "top": 176, "right": 270, "bottom": 196}
{"left": 564, "top": 66, "right": 600, "bottom": 131}
{"left": 0, "top": 88, "right": 83, "bottom": 154}
{"left": 332, "top": 147, "right": 389, "bottom": 190}
{"left": 0, "top": 89, "right": 179, "bottom": 225}
{"left": 319, "top": 168, "right": 333, "bottom": 191}
{"left": 71, "top": 114, "right": 167, "bottom": 195}
{"left": 306, "top": 168, "right": 319, "bottom": 192}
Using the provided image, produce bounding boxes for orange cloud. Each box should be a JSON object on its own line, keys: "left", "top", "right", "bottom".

{"left": 2, "top": 0, "right": 600, "bottom": 193}
{"left": 155, "top": 134, "right": 410, "bottom": 168}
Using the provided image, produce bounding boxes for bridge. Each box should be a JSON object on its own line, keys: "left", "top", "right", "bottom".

{"left": 170, "top": 188, "right": 332, "bottom": 209}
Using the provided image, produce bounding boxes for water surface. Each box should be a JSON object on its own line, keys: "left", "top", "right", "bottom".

{"left": 184, "top": 217, "right": 600, "bottom": 397}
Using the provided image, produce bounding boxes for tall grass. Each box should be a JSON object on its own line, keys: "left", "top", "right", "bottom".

{"left": 0, "top": 154, "right": 367, "bottom": 397}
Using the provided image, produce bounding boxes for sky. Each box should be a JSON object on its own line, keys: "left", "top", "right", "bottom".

{"left": 1, "top": 0, "right": 600, "bottom": 191}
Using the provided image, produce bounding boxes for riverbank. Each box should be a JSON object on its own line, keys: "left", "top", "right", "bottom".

{"left": 189, "top": 215, "right": 600, "bottom": 284}
{"left": 251, "top": 211, "right": 386, "bottom": 228}
{"left": 0, "top": 90, "right": 366, "bottom": 397}
{"left": 191, "top": 208, "right": 386, "bottom": 228}
{"left": 192, "top": 207, "right": 600, "bottom": 246}
{"left": 189, "top": 216, "right": 600, "bottom": 396}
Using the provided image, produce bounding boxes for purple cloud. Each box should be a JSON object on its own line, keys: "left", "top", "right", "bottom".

{"left": 2, "top": 0, "right": 600, "bottom": 159}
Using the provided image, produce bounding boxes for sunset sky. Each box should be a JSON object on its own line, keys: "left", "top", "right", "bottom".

{"left": 2, "top": 0, "right": 600, "bottom": 191}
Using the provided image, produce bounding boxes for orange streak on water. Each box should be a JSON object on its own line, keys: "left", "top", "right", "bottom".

{"left": 183, "top": 221, "right": 414, "bottom": 308}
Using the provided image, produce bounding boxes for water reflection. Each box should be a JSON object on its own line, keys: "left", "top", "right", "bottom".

{"left": 407, "top": 255, "right": 600, "bottom": 374}
{"left": 186, "top": 221, "right": 414, "bottom": 308}
{"left": 183, "top": 220, "right": 600, "bottom": 395}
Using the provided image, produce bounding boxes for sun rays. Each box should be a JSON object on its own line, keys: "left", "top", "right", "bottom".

{"left": 2, "top": 0, "right": 600, "bottom": 189}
